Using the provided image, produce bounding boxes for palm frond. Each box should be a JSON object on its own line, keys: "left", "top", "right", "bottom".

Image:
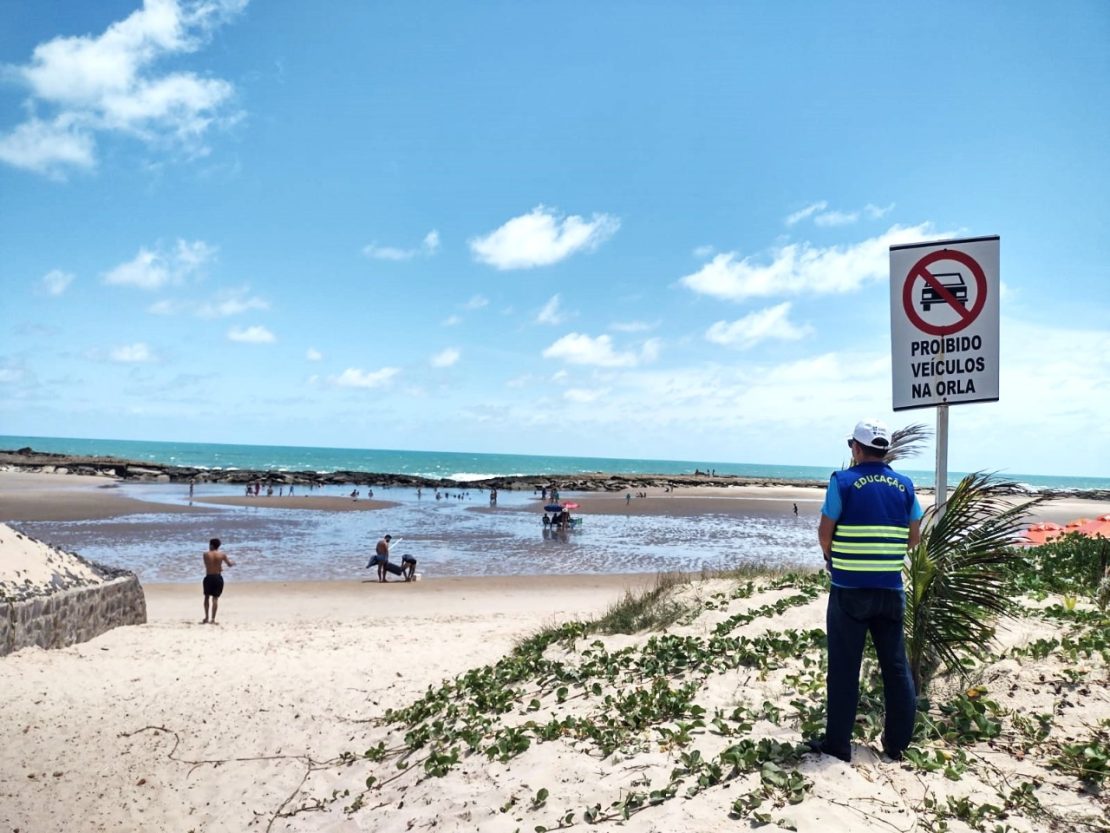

{"left": 886, "top": 423, "right": 930, "bottom": 464}
{"left": 905, "top": 472, "right": 1047, "bottom": 691}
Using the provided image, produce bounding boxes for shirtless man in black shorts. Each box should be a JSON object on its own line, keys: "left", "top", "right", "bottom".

{"left": 202, "top": 538, "right": 234, "bottom": 624}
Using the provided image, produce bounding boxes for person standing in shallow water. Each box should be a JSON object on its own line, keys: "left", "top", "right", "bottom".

{"left": 808, "top": 418, "right": 923, "bottom": 763}
{"left": 202, "top": 538, "right": 234, "bottom": 624}
{"left": 373, "top": 534, "right": 392, "bottom": 582}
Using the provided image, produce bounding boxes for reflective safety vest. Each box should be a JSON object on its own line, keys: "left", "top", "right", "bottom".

{"left": 829, "top": 462, "right": 916, "bottom": 590}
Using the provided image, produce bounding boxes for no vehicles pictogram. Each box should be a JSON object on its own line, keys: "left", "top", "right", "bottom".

{"left": 901, "top": 249, "right": 988, "bottom": 337}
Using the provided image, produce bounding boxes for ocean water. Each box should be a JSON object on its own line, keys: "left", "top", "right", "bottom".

{"left": 3, "top": 434, "right": 1108, "bottom": 491}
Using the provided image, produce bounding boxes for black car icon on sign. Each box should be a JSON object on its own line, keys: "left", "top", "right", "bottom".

{"left": 920, "top": 272, "right": 968, "bottom": 312}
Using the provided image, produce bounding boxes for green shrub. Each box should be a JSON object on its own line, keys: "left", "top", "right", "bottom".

{"left": 1007, "top": 533, "right": 1110, "bottom": 597}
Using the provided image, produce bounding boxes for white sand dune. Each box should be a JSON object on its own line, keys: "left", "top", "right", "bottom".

{"left": 0, "top": 522, "right": 108, "bottom": 599}
{"left": 3, "top": 572, "right": 1107, "bottom": 833}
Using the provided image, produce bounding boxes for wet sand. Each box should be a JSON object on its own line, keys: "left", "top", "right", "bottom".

{"left": 196, "top": 494, "right": 400, "bottom": 512}
{"left": 0, "top": 472, "right": 205, "bottom": 522}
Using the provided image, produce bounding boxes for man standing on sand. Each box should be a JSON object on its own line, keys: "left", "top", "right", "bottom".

{"left": 371, "top": 534, "right": 392, "bottom": 582}
{"left": 808, "top": 418, "right": 923, "bottom": 764}
{"left": 202, "top": 538, "right": 234, "bottom": 624}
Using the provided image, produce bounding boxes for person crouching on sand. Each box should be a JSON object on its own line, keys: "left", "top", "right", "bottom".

{"left": 202, "top": 538, "right": 234, "bottom": 624}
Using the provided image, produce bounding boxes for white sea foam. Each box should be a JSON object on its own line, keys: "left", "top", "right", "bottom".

{"left": 446, "top": 471, "right": 532, "bottom": 482}
{"left": 445, "top": 472, "right": 501, "bottom": 482}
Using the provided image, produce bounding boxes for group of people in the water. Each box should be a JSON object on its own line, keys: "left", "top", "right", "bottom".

{"left": 542, "top": 510, "right": 577, "bottom": 529}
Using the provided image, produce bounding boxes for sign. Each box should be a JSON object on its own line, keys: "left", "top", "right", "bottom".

{"left": 890, "top": 236, "right": 999, "bottom": 411}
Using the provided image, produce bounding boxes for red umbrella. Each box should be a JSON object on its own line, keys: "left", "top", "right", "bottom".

{"left": 563, "top": 502, "right": 580, "bottom": 510}
{"left": 1077, "top": 515, "right": 1110, "bottom": 540}
{"left": 1022, "top": 521, "right": 1065, "bottom": 546}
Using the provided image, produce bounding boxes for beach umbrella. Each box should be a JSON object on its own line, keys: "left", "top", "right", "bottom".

{"left": 1077, "top": 515, "right": 1110, "bottom": 540}
{"left": 1063, "top": 518, "right": 1092, "bottom": 533}
{"left": 544, "top": 503, "right": 564, "bottom": 512}
{"left": 1021, "top": 521, "right": 1065, "bottom": 546}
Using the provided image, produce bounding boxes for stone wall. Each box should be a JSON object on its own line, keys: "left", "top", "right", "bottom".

{"left": 1, "top": 574, "right": 146, "bottom": 657}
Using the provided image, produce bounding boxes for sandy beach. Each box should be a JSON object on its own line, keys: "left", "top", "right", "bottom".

{"left": 0, "top": 574, "right": 653, "bottom": 833}
{"left": 3, "top": 470, "right": 1110, "bottom": 832}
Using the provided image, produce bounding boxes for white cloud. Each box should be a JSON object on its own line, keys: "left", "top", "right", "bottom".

{"left": 362, "top": 228, "right": 440, "bottom": 261}
{"left": 705, "top": 302, "right": 813, "bottom": 349}
{"left": 227, "top": 325, "right": 275, "bottom": 344}
{"left": 173, "top": 238, "right": 216, "bottom": 271}
{"left": 104, "top": 238, "right": 215, "bottom": 289}
{"left": 0, "top": 116, "right": 96, "bottom": 177}
{"left": 430, "top": 347, "right": 460, "bottom": 368}
{"left": 470, "top": 205, "right": 619, "bottom": 269}
{"left": 565, "top": 387, "right": 607, "bottom": 403}
{"left": 693, "top": 244, "right": 715, "bottom": 259}
{"left": 109, "top": 342, "right": 154, "bottom": 363}
{"left": 0, "top": 0, "right": 246, "bottom": 177}
{"left": 0, "top": 367, "right": 25, "bottom": 383}
{"left": 104, "top": 248, "right": 169, "bottom": 289}
{"left": 147, "top": 298, "right": 183, "bottom": 315}
{"left": 333, "top": 367, "right": 399, "bottom": 389}
{"left": 196, "top": 287, "right": 268, "bottom": 318}
{"left": 536, "top": 294, "right": 567, "bottom": 325}
{"left": 542, "top": 332, "right": 657, "bottom": 368}
{"left": 442, "top": 314, "right": 462, "bottom": 327}
{"left": 40, "top": 269, "right": 75, "bottom": 296}
{"left": 463, "top": 295, "right": 489, "bottom": 310}
{"left": 814, "top": 209, "right": 859, "bottom": 227}
{"left": 306, "top": 347, "right": 323, "bottom": 361}
{"left": 788, "top": 201, "right": 894, "bottom": 228}
{"left": 680, "top": 223, "right": 939, "bottom": 302}
{"left": 361, "top": 244, "right": 410, "bottom": 261}
{"left": 785, "top": 201, "right": 827, "bottom": 226}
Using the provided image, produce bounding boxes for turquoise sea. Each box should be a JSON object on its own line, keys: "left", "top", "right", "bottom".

{"left": 3, "top": 434, "right": 1108, "bottom": 491}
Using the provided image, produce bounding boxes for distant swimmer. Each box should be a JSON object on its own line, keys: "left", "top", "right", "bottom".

{"left": 794, "top": 503, "right": 799, "bottom": 516}
{"left": 202, "top": 538, "right": 234, "bottom": 624}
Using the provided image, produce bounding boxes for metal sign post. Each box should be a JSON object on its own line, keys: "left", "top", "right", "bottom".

{"left": 935, "top": 403, "right": 949, "bottom": 521}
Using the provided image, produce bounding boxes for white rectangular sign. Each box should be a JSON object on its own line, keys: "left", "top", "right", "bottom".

{"left": 889, "top": 236, "right": 1000, "bottom": 411}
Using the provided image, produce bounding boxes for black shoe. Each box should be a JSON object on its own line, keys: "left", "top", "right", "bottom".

{"left": 804, "top": 738, "right": 851, "bottom": 763}
{"left": 880, "top": 733, "right": 904, "bottom": 762}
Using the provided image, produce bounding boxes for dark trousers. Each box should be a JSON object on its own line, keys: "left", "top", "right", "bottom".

{"left": 824, "top": 585, "right": 916, "bottom": 760}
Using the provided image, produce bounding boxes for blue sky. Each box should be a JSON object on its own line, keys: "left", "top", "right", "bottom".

{"left": 1, "top": 0, "right": 1107, "bottom": 476}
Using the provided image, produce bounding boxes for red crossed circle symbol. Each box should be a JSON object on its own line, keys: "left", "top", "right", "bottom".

{"left": 902, "top": 249, "right": 988, "bottom": 336}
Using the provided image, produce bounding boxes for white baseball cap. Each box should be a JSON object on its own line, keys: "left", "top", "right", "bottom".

{"left": 849, "top": 418, "right": 891, "bottom": 450}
